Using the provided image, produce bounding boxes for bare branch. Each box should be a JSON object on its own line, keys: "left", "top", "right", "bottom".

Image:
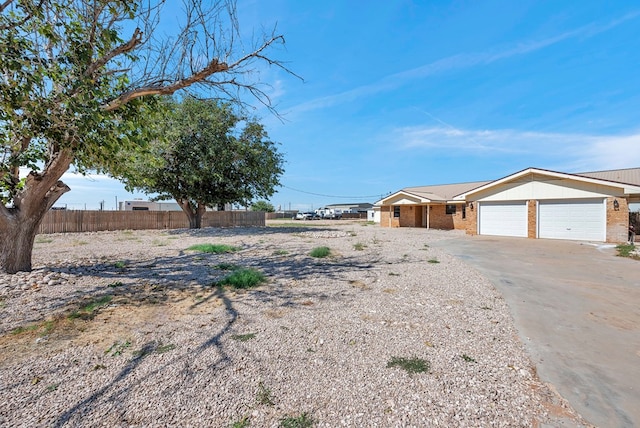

{"left": 102, "top": 58, "right": 229, "bottom": 111}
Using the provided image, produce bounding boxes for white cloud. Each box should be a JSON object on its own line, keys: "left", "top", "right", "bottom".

{"left": 393, "top": 124, "right": 640, "bottom": 172}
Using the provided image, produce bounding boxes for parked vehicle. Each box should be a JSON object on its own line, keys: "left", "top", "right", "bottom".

{"left": 315, "top": 208, "right": 343, "bottom": 219}
{"left": 293, "top": 212, "right": 319, "bottom": 220}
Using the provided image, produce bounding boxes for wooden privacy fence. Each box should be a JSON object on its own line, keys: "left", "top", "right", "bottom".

{"left": 38, "top": 210, "right": 265, "bottom": 234}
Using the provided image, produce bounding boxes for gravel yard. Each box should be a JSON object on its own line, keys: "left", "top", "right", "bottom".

{"left": 0, "top": 220, "right": 586, "bottom": 427}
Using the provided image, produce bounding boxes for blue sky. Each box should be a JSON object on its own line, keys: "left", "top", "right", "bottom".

{"left": 56, "top": 1, "right": 640, "bottom": 211}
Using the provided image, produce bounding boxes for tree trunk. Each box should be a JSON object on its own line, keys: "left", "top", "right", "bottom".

{"left": 0, "top": 214, "right": 41, "bottom": 273}
{"left": 177, "top": 199, "right": 206, "bottom": 229}
{"left": 0, "top": 150, "right": 72, "bottom": 274}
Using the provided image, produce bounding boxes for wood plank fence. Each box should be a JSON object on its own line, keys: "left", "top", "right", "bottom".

{"left": 38, "top": 210, "right": 265, "bottom": 234}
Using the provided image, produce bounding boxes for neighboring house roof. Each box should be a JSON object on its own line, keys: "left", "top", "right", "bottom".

{"left": 378, "top": 167, "right": 640, "bottom": 206}
{"left": 575, "top": 167, "right": 640, "bottom": 187}
{"left": 454, "top": 167, "right": 640, "bottom": 200}
{"left": 326, "top": 202, "right": 374, "bottom": 209}
{"left": 376, "top": 181, "right": 489, "bottom": 205}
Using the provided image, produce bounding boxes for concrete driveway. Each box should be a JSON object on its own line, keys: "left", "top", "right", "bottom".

{"left": 432, "top": 235, "right": 640, "bottom": 428}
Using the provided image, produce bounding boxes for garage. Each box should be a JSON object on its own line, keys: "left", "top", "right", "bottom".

{"left": 538, "top": 198, "right": 605, "bottom": 241}
{"left": 478, "top": 201, "right": 527, "bottom": 237}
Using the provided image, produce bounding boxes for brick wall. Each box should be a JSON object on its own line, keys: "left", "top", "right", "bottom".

{"left": 527, "top": 200, "right": 537, "bottom": 238}
{"left": 606, "top": 197, "right": 629, "bottom": 243}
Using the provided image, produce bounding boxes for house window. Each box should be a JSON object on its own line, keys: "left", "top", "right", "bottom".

{"left": 393, "top": 206, "right": 400, "bottom": 218}
{"left": 446, "top": 204, "right": 456, "bottom": 215}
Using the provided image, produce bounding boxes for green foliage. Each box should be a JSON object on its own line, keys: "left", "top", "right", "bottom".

{"left": 386, "top": 356, "right": 431, "bottom": 374}
{"left": 217, "top": 268, "right": 266, "bottom": 289}
{"left": 279, "top": 413, "right": 314, "bottom": 428}
{"left": 231, "top": 333, "right": 257, "bottom": 342}
{"left": 114, "top": 97, "right": 285, "bottom": 228}
{"left": 69, "top": 295, "right": 113, "bottom": 320}
{"left": 231, "top": 417, "right": 250, "bottom": 428}
{"left": 187, "top": 244, "right": 240, "bottom": 254}
{"left": 251, "top": 200, "right": 276, "bottom": 212}
{"left": 616, "top": 243, "right": 638, "bottom": 259}
{"left": 310, "top": 246, "right": 331, "bottom": 258}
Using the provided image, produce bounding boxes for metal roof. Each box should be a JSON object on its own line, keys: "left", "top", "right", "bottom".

{"left": 575, "top": 168, "right": 640, "bottom": 187}
{"left": 402, "top": 181, "right": 491, "bottom": 201}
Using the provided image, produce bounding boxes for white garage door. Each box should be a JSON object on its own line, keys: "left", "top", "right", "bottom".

{"left": 538, "top": 199, "right": 605, "bottom": 241}
{"left": 478, "top": 201, "right": 527, "bottom": 237}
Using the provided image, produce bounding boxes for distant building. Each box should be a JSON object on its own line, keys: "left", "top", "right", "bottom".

{"left": 119, "top": 200, "right": 233, "bottom": 211}
{"left": 325, "top": 202, "right": 373, "bottom": 213}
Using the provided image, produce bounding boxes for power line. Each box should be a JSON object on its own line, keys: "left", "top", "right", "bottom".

{"left": 280, "top": 185, "right": 391, "bottom": 200}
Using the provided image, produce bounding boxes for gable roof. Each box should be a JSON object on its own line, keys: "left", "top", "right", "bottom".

{"left": 454, "top": 167, "right": 640, "bottom": 200}
{"left": 378, "top": 167, "right": 640, "bottom": 206}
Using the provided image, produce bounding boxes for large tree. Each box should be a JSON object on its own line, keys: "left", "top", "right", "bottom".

{"left": 116, "top": 97, "right": 284, "bottom": 229}
{"left": 0, "top": 0, "right": 293, "bottom": 273}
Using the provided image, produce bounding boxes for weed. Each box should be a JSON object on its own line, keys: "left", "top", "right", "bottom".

{"left": 214, "top": 263, "right": 239, "bottom": 271}
{"left": 461, "top": 354, "right": 476, "bottom": 363}
{"left": 386, "top": 356, "right": 430, "bottom": 374}
{"left": 256, "top": 381, "right": 274, "bottom": 406}
{"left": 616, "top": 243, "right": 639, "bottom": 259}
{"left": 348, "top": 230, "right": 357, "bottom": 237}
{"left": 152, "top": 239, "right": 168, "bottom": 247}
{"left": 11, "top": 324, "right": 39, "bottom": 335}
{"left": 388, "top": 272, "right": 400, "bottom": 276}
{"left": 217, "top": 268, "right": 266, "bottom": 289}
{"left": 362, "top": 221, "right": 375, "bottom": 226}
{"left": 46, "top": 384, "right": 59, "bottom": 392}
{"left": 107, "top": 281, "right": 125, "bottom": 288}
{"left": 310, "top": 246, "right": 331, "bottom": 258}
{"left": 93, "top": 364, "right": 106, "bottom": 370}
{"left": 156, "top": 343, "right": 176, "bottom": 354}
{"left": 231, "top": 416, "right": 250, "bottom": 428}
{"left": 353, "top": 242, "right": 366, "bottom": 251}
{"left": 401, "top": 254, "right": 409, "bottom": 261}
{"left": 105, "top": 340, "right": 131, "bottom": 356}
{"left": 68, "top": 295, "right": 113, "bottom": 320}
{"left": 187, "top": 243, "right": 240, "bottom": 254}
{"left": 35, "top": 237, "right": 53, "bottom": 244}
{"left": 480, "top": 305, "right": 492, "bottom": 310}
{"left": 273, "top": 249, "right": 289, "bottom": 256}
{"left": 113, "top": 261, "right": 126, "bottom": 269}
{"left": 72, "top": 240, "right": 88, "bottom": 246}
{"left": 121, "top": 230, "right": 134, "bottom": 235}
{"left": 279, "top": 413, "right": 314, "bottom": 428}
{"left": 231, "top": 333, "right": 256, "bottom": 342}
{"left": 427, "top": 258, "right": 440, "bottom": 264}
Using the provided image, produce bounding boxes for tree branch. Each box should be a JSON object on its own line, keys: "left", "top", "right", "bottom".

{"left": 102, "top": 58, "right": 229, "bottom": 111}
{"left": 85, "top": 28, "right": 143, "bottom": 78}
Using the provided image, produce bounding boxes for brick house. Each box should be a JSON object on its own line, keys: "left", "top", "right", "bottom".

{"left": 376, "top": 167, "right": 640, "bottom": 243}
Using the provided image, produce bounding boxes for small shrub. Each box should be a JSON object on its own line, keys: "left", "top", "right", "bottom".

{"left": 218, "top": 268, "right": 266, "bottom": 289}
{"left": 214, "top": 263, "right": 239, "bottom": 271}
{"left": 310, "top": 246, "right": 330, "bottom": 258}
{"left": 256, "top": 381, "right": 274, "bottom": 406}
{"left": 156, "top": 343, "right": 177, "bottom": 354}
{"left": 386, "top": 356, "right": 430, "bottom": 374}
{"left": 616, "top": 243, "right": 638, "bottom": 259}
{"left": 231, "top": 333, "right": 256, "bottom": 342}
{"left": 232, "top": 416, "right": 250, "bottom": 428}
{"left": 353, "top": 242, "right": 366, "bottom": 251}
{"left": 105, "top": 340, "right": 131, "bottom": 356}
{"left": 187, "top": 243, "right": 240, "bottom": 254}
{"left": 273, "top": 249, "right": 289, "bottom": 256}
{"left": 461, "top": 354, "right": 476, "bottom": 363}
{"left": 279, "top": 413, "right": 314, "bottom": 428}
{"left": 113, "top": 261, "right": 126, "bottom": 269}
{"left": 107, "top": 281, "right": 124, "bottom": 288}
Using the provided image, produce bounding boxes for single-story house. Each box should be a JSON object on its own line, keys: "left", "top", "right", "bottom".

{"left": 375, "top": 167, "right": 640, "bottom": 243}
